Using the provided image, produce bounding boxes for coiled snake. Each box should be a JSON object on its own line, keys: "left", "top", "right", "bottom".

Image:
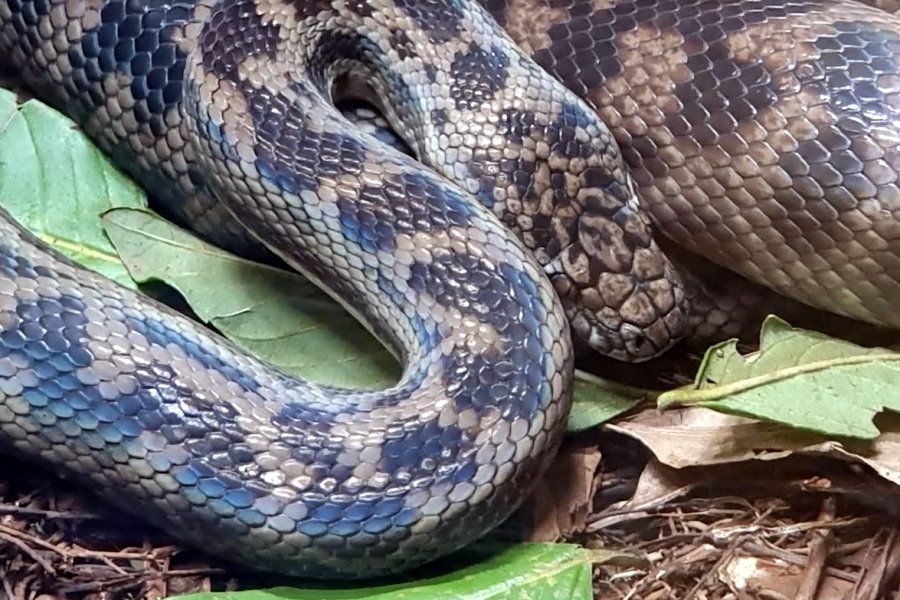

{"left": 0, "top": 0, "right": 899, "bottom": 579}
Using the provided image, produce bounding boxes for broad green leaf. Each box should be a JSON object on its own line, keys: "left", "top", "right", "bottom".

{"left": 567, "top": 370, "right": 647, "bottom": 432}
{"left": 659, "top": 316, "right": 900, "bottom": 439}
{"left": 101, "top": 207, "right": 401, "bottom": 389}
{"left": 174, "top": 544, "right": 597, "bottom": 600}
{"left": 0, "top": 88, "right": 146, "bottom": 287}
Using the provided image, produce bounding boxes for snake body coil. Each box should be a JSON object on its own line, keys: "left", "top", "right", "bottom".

{"left": 0, "top": 0, "right": 588, "bottom": 578}
{"left": 1, "top": 0, "right": 900, "bottom": 579}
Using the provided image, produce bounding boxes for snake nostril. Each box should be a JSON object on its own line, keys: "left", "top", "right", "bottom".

{"left": 630, "top": 334, "right": 648, "bottom": 353}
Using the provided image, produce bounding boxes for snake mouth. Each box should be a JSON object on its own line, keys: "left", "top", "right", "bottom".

{"left": 570, "top": 306, "right": 682, "bottom": 363}
{"left": 545, "top": 239, "right": 690, "bottom": 363}
{"left": 538, "top": 167, "right": 692, "bottom": 363}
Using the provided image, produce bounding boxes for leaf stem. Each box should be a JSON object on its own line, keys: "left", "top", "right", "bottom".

{"left": 659, "top": 353, "right": 900, "bottom": 408}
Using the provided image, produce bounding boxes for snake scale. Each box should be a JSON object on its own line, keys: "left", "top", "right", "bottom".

{"left": 0, "top": 0, "right": 899, "bottom": 579}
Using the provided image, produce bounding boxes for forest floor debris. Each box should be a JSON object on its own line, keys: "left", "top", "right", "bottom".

{"left": 1, "top": 430, "right": 899, "bottom": 599}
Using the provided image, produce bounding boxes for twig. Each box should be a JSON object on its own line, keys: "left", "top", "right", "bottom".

{"left": 58, "top": 566, "right": 225, "bottom": 594}
{"left": 0, "top": 529, "right": 55, "bottom": 574}
{"left": 850, "top": 529, "right": 884, "bottom": 599}
{"left": 0, "top": 503, "right": 99, "bottom": 520}
{"left": 60, "top": 573, "right": 146, "bottom": 594}
{"left": 682, "top": 505, "right": 778, "bottom": 599}
{"left": 0, "top": 522, "right": 166, "bottom": 580}
{"left": 795, "top": 496, "right": 836, "bottom": 600}
{"left": 67, "top": 543, "right": 130, "bottom": 576}
{"left": 742, "top": 541, "right": 858, "bottom": 583}
{"left": 832, "top": 538, "right": 881, "bottom": 558}
{"left": 0, "top": 568, "right": 14, "bottom": 600}
{"left": 853, "top": 528, "right": 899, "bottom": 600}
{"left": 881, "top": 530, "right": 900, "bottom": 593}
{"left": 682, "top": 536, "right": 740, "bottom": 600}
{"left": 706, "top": 515, "right": 869, "bottom": 543}
{"left": 0, "top": 524, "right": 64, "bottom": 556}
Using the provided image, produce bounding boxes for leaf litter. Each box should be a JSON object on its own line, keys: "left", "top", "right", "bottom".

{"left": 3, "top": 74, "right": 900, "bottom": 599}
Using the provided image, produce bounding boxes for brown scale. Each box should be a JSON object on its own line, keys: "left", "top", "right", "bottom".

{"left": 484, "top": 0, "right": 900, "bottom": 346}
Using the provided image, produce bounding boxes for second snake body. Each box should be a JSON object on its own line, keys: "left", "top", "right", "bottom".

{"left": 489, "top": 0, "right": 900, "bottom": 334}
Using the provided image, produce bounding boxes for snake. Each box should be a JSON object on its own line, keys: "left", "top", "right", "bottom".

{"left": 0, "top": 0, "right": 900, "bottom": 581}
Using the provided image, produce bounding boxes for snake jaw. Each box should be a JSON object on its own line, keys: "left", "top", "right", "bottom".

{"left": 548, "top": 239, "right": 689, "bottom": 363}
{"left": 336, "top": 94, "right": 692, "bottom": 362}
{"left": 534, "top": 167, "right": 690, "bottom": 362}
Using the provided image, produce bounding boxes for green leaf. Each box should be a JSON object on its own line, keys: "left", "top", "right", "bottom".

{"left": 0, "top": 88, "right": 640, "bottom": 417}
{"left": 101, "top": 207, "right": 401, "bottom": 389}
{"left": 567, "top": 370, "right": 647, "bottom": 432}
{"left": 659, "top": 316, "right": 900, "bottom": 439}
{"left": 0, "top": 89, "right": 147, "bottom": 287}
{"left": 173, "top": 544, "right": 597, "bottom": 600}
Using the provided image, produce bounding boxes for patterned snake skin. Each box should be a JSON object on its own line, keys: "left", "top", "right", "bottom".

{"left": 484, "top": 0, "right": 900, "bottom": 336}
{"left": 0, "top": 0, "right": 587, "bottom": 579}
{"left": 1, "top": 0, "right": 900, "bottom": 580}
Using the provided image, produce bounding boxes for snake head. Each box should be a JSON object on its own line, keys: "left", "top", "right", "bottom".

{"left": 477, "top": 98, "right": 691, "bottom": 362}
{"left": 322, "top": 2, "right": 692, "bottom": 362}
{"left": 545, "top": 178, "right": 690, "bottom": 362}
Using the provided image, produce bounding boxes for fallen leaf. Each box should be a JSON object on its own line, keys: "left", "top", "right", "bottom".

{"left": 522, "top": 440, "right": 603, "bottom": 542}
{"left": 101, "top": 207, "right": 653, "bottom": 412}
{"left": 608, "top": 407, "right": 823, "bottom": 469}
{"left": 167, "top": 574, "right": 213, "bottom": 598}
{"left": 812, "top": 412, "right": 900, "bottom": 487}
{"left": 610, "top": 406, "right": 900, "bottom": 493}
{"left": 717, "top": 554, "right": 853, "bottom": 599}
{"left": 660, "top": 316, "right": 900, "bottom": 439}
{"left": 840, "top": 529, "right": 900, "bottom": 600}
{"left": 0, "top": 88, "right": 147, "bottom": 286}
{"left": 567, "top": 370, "right": 648, "bottom": 432}
{"left": 173, "top": 544, "right": 599, "bottom": 600}
{"left": 625, "top": 458, "right": 699, "bottom": 509}
{"left": 586, "top": 458, "right": 700, "bottom": 532}
{"left": 101, "top": 208, "right": 401, "bottom": 389}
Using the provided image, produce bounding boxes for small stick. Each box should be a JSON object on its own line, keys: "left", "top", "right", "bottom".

{"left": 795, "top": 496, "right": 837, "bottom": 600}
{"left": 741, "top": 540, "right": 857, "bottom": 583}
{"left": 853, "top": 528, "right": 898, "bottom": 600}
{"left": 0, "top": 524, "right": 64, "bottom": 556}
{"left": 0, "top": 529, "right": 55, "bottom": 574}
{"left": 0, "top": 503, "right": 99, "bottom": 520}
{"left": 0, "top": 568, "right": 15, "bottom": 600}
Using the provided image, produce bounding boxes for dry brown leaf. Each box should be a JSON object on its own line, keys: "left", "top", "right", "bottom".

{"left": 522, "top": 440, "right": 602, "bottom": 542}
{"left": 814, "top": 413, "right": 900, "bottom": 487}
{"left": 609, "top": 407, "right": 900, "bottom": 489}
{"left": 166, "top": 572, "right": 212, "bottom": 597}
{"left": 717, "top": 554, "right": 853, "bottom": 599}
{"left": 627, "top": 458, "right": 700, "bottom": 508}
{"left": 607, "top": 407, "right": 824, "bottom": 468}
{"left": 848, "top": 528, "right": 900, "bottom": 600}
{"left": 589, "top": 458, "right": 700, "bottom": 530}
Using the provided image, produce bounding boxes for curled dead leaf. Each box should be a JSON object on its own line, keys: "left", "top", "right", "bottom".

{"left": 521, "top": 439, "right": 603, "bottom": 542}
